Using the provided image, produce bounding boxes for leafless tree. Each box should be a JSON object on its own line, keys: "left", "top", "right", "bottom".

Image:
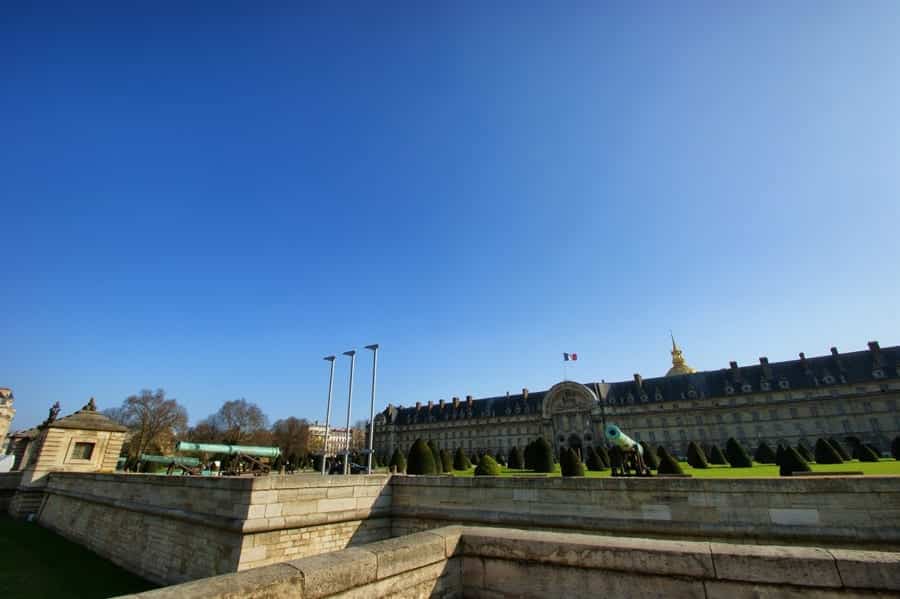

{"left": 206, "top": 398, "right": 269, "bottom": 444}
{"left": 105, "top": 389, "right": 188, "bottom": 460}
{"left": 271, "top": 417, "right": 310, "bottom": 459}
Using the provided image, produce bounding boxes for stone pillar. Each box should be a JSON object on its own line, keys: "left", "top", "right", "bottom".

{"left": 0, "top": 388, "right": 15, "bottom": 453}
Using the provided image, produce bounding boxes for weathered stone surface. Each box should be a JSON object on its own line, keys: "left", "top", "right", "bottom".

{"left": 288, "top": 547, "right": 376, "bottom": 598}
{"left": 829, "top": 548, "right": 900, "bottom": 591}
{"left": 121, "top": 563, "right": 303, "bottom": 599}
{"left": 364, "top": 531, "right": 447, "bottom": 579}
{"left": 710, "top": 543, "right": 841, "bottom": 587}
{"left": 462, "top": 526, "right": 714, "bottom": 578}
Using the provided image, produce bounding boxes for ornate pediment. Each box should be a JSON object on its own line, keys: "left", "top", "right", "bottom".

{"left": 542, "top": 381, "right": 598, "bottom": 419}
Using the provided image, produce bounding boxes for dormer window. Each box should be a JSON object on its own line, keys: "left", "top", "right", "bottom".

{"left": 873, "top": 369, "right": 885, "bottom": 379}
{"left": 778, "top": 379, "right": 790, "bottom": 390}
{"left": 741, "top": 383, "right": 752, "bottom": 393}
{"left": 655, "top": 389, "right": 663, "bottom": 401}
{"left": 823, "top": 375, "right": 835, "bottom": 385}
{"left": 640, "top": 393, "right": 648, "bottom": 402}
{"left": 687, "top": 389, "right": 698, "bottom": 399}
{"left": 724, "top": 385, "right": 735, "bottom": 395}
{"left": 760, "top": 381, "right": 771, "bottom": 391}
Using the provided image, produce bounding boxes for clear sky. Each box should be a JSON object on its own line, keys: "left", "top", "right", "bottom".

{"left": 3, "top": 2, "right": 899, "bottom": 431}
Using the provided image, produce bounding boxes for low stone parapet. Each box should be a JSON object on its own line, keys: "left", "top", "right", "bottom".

{"left": 115, "top": 526, "right": 900, "bottom": 598}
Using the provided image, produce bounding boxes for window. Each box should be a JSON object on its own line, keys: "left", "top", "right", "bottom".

{"left": 71, "top": 442, "right": 95, "bottom": 460}
{"left": 752, "top": 411, "right": 760, "bottom": 422}
{"left": 789, "top": 407, "right": 798, "bottom": 418}
{"left": 870, "top": 418, "right": 881, "bottom": 432}
{"left": 716, "top": 414, "right": 723, "bottom": 424}
{"left": 695, "top": 415, "right": 703, "bottom": 425}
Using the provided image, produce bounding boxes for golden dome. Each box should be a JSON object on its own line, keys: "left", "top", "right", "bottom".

{"left": 666, "top": 334, "right": 696, "bottom": 377}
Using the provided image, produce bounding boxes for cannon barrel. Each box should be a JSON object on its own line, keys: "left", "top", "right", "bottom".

{"left": 175, "top": 442, "right": 281, "bottom": 458}
{"left": 604, "top": 424, "right": 643, "bottom": 456}
{"left": 140, "top": 454, "right": 201, "bottom": 466}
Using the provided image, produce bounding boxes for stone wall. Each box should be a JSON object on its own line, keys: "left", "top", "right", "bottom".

{"left": 116, "top": 526, "right": 900, "bottom": 599}
{"left": 390, "top": 475, "right": 900, "bottom": 548}
{"left": 0, "top": 471, "right": 22, "bottom": 512}
{"left": 37, "top": 472, "right": 392, "bottom": 585}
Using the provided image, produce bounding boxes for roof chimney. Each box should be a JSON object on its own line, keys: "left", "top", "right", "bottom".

{"left": 439, "top": 399, "right": 445, "bottom": 409}
{"left": 466, "top": 395, "right": 473, "bottom": 407}
{"left": 759, "top": 357, "right": 771, "bottom": 379}
{"left": 522, "top": 388, "right": 529, "bottom": 401}
{"left": 729, "top": 361, "right": 741, "bottom": 381}
{"left": 427, "top": 400, "right": 433, "bottom": 409}
{"left": 415, "top": 401, "right": 421, "bottom": 410}
{"left": 868, "top": 341, "right": 883, "bottom": 366}
{"left": 452, "top": 396, "right": 460, "bottom": 408}
{"left": 633, "top": 373, "right": 643, "bottom": 389}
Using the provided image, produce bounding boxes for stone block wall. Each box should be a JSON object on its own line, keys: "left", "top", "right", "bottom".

{"left": 116, "top": 526, "right": 900, "bottom": 599}
{"left": 36, "top": 472, "right": 392, "bottom": 585}
{"left": 390, "top": 475, "right": 900, "bottom": 548}
{"left": 0, "top": 471, "right": 22, "bottom": 512}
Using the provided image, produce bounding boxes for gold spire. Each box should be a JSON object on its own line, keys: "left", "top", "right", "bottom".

{"left": 666, "top": 333, "right": 696, "bottom": 377}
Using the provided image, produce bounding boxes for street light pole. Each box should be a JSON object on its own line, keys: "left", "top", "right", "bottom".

{"left": 365, "top": 344, "right": 379, "bottom": 474}
{"left": 322, "top": 356, "right": 336, "bottom": 475}
{"left": 342, "top": 350, "right": 356, "bottom": 475}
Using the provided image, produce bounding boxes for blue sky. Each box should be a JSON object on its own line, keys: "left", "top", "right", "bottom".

{"left": 3, "top": 2, "right": 899, "bottom": 431}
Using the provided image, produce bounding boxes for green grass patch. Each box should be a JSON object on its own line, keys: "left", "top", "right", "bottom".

{"left": 0, "top": 516, "right": 157, "bottom": 599}
{"left": 452, "top": 459, "right": 900, "bottom": 478}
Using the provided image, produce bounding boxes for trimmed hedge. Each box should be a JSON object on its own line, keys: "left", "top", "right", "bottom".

{"left": 656, "top": 446, "right": 684, "bottom": 475}
{"left": 507, "top": 446, "right": 524, "bottom": 469}
{"left": 427, "top": 441, "right": 442, "bottom": 473}
{"left": 439, "top": 449, "right": 453, "bottom": 473}
{"left": 585, "top": 446, "right": 606, "bottom": 471}
{"left": 754, "top": 442, "right": 776, "bottom": 464}
{"left": 474, "top": 454, "right": 501, "bottom": 476}
{"left": 453, "top": 447, "right": 471, "bottom": 470}
{"left": 560, "top": 447, "right": 585, "bottom": 477}
{"left": 531, "top": 437, "right": 555, "bottom": 473}
{"left": 687, "top": 441, "right": 709, "bottom": 468}
{"left": 775, "top": 444, "right": 786, "bottom": 467}
{"left": 639, "top": 441, "right": 659, "bottom": 469}
{"left": 814, "top": 438, "right": 843, "bottom": 464}
{"left": 725, "top": 438, "right": 753, "bottom": 468}
{"left": 858, "top": 444, "right": 880, "bottom": 462}
{"left": 892, "top": 436, "right": 900, "bottom": 460}
{"left": 796, "top": 443, "right": 814, "bottom": 463}
{"left": 407, "top": 438, "right": 437, "bottom": 475}
{"left": 596, "top": 445, "right": 611, "bottom": 468}
{"left": 708, "top": 445, "right": 728, "bottom": 465}
{"left": 389, "top": 447, "right": 407, "bottom": 473}
{"left": 779, "top": 446, "right": 812, "bottom": 476}
{"left": 829, "top": 437, "right": 851, "bottom": 460}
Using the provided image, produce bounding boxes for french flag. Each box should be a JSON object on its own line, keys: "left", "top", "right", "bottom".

{"left": 563, "top": 353, "right": 578, "bottom": 361}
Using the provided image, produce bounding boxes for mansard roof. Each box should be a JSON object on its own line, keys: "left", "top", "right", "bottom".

{"left": 605, "top": 342, "right": 899, "bottom": 406}
{"left": 380, "top": 390, "right": 546, "bottom": 425}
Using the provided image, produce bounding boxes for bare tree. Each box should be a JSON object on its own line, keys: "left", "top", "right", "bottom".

{"left": 271, "top": 417, "right": 310, "bottom": 460}
{"left": 105, "top": 389, "right": 188, "bottom": 460}
{"left": 207, "top": 398, "right": 269, "bottom": 444}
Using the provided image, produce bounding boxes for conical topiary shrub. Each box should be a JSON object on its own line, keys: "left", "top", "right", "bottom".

{"left": 779, "top": 446, "right": 811, "bottom": 476}
{"left": 708, "top": 445, "right": 728, "bottom": 465}
{"left": 687, "top": 441, "right": 709, "bottom": 468}
{"left": 453, "top": 447, "right": 470, "bottom": 470}
{"left": 725, "top": 438, "right": 752, "bottom": 468}
{"left": 585, "top": 446, "right": 606, "bottom": 471}
{"left": 596, "top": 445, "right": 611, "bottom": 468}
{"left": 814, "top": 438, "right": 843, "bottom": 464}
{"left": 638, "top": 442, "right": 658, "bottom": 469}
{"left": 407, "top": 438, "right": 437, "bottom": 475}
{"left": 775, "top": 444, "right": 786, "bottom": 467}
{"left": 389, "top": 447, "right": 407, "bottom": 473}
{"left": 523, "top": 440, "right": 535, "bottom": 470}
{"left": 892, "top": 436, "right": 900, "bottom": 460}
{"left": 858, "top": 444, "right": 880, "bottom": 462}
{"left": 754, "top": 442, "right": 776, "bottom": 464}
{"left": 439, "top": 449, "right": 453, "bottom": 473}
{"left": 508, "top": 446, "right": 524, "bottom": 469}
{"left": 657, "top": 446, "right": 685, "bottom": 475}
{"left": 427, "top": 441, "right": 442, "bottom": 472}
{"left": 796, "top": 443, "right": 814, "bottom": 463}
{"left": 532, "top": 437, "right": 555, "bottom": 473}
{"left": 560, "top": 447, "right": 585, "bottom": 477}
{"left": 828, "top": 438, "right": 851, "bottom": 460}
{"left": 474, "top": 454, "right": 501, "bottom": 476}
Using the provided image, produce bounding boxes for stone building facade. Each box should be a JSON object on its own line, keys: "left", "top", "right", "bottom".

{"left": 0, "top": 388, "right": 14, "bottom": 453}
{"left": 373, "top": 340, "right": 900, "bottom": 459}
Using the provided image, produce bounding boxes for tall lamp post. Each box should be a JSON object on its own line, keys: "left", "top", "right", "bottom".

{"left": 365, "top": 344, "right": 379, "bottom": 474}
{"left": 321, "top": 356, "right": 336, "bottom": 475}
{"left": 342, "top": 350, "right": 356, "bottom": 475}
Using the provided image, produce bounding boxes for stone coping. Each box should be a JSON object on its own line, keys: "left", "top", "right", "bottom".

{"left": 45, "top": 471, "right": 390, "bottom": 490}
{"left": 117, "top": 526, "right": 900, "bottom": 598}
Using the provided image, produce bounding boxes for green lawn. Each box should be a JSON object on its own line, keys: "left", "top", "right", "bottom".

{"left": 451, "top": 459, "right": 900, "bottom": 478}
{"left": 0, "top": 517, "right": 157, "bottom": 599}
